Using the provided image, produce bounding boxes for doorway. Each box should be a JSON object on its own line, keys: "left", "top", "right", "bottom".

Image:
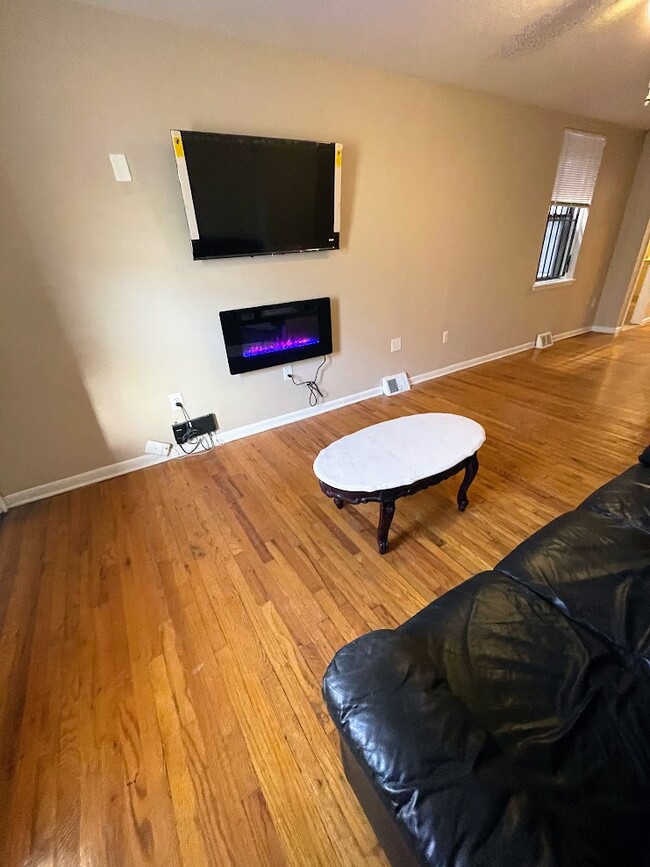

{"left": 624, "top": 231, "right": 650, "bottom": 326}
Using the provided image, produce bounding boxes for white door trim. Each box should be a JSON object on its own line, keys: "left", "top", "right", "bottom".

{"left": 631, "top": 264, "right": 650, "bottom": 324}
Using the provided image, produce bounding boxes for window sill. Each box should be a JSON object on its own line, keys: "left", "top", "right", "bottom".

{"left": 532, "top": 278, "right": 576, "bottom": 292}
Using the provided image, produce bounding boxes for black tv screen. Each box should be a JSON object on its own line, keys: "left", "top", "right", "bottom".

{"left": 171, "top": 130, "right": 342, "bottom": 260}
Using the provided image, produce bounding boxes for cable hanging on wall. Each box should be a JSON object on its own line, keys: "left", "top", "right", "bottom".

{"left": 287, "top": 356, "right": 328, "bottom": 407}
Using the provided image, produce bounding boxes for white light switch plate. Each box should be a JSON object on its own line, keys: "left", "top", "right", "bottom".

{"left": 391, "top": 337, "right": 402, "bottom": 352}
{"left": 109, "top": 153, "right": 132, "bottom": 182}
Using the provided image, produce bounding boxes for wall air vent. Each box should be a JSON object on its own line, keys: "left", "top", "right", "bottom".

{"left": 382, "top": 373, "right": 410, "bottom": 396}
{"left": 535, "top": 332, "right": 554, "bottom": 349}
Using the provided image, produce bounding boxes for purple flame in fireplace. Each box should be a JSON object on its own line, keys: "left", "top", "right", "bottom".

{"left": 242, "top": 335, "right": 320, "bottom": 358}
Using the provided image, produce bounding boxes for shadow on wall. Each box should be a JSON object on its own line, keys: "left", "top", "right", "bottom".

{"left": 0, "top": 173, "right": 113, "bottom": 496}
{"left": 499, "top": 0, "right": 608, "bottom": 57}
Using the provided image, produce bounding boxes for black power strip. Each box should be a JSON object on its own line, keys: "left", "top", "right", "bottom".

{"left": 172, "top": 413, "right": 217, "bottom": 445}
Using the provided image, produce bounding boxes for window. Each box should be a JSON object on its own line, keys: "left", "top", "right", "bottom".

{"left": 535, "top": 130, "right": 605, "bottom": 286}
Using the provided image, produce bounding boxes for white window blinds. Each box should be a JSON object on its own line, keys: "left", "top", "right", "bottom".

{"left": 551, "top": 130, "right": 605, "bottom": 206}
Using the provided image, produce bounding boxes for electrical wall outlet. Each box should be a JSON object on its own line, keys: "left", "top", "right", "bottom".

{"left": 145, "top": 440, "right": 172, "bottom": 457}
{"left": 390, "top": 337, "right": 402, "bottom": 352}
{"left": 168, "top": 392, "right": 184, "bottom": 411}
{"left": 282, "top": 365, "right": 293, "bottom": 382}
{"left": 442, "top": 331, "right": 449, "bottom": 344}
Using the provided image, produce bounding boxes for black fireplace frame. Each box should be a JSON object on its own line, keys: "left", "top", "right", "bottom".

{"left": 219, "top": 297, "right": 332, "bottom": 375}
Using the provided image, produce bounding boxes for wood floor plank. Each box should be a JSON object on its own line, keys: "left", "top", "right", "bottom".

{"left": 149, "top": 650, "right": 211, "bottom": 866}
{"left": 0, "top": 328, "right": 649, "bottom": 865}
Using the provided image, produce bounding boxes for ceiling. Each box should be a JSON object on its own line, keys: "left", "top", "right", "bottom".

{"left": 77, "top": 0, "right": 650, "bottom": 128}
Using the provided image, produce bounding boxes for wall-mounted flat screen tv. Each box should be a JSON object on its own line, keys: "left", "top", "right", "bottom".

{"left": 171, "top": 130, "right": 342, "bottom": 260}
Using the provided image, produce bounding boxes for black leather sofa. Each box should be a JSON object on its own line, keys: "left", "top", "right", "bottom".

{"left": 323, "top": 452, "right": 650, "bottom": 866}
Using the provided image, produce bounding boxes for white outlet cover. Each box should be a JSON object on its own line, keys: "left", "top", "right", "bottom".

{"left": 282, "top": 365, "right": 293, "bottom": 381}
{"left": 391, "top": 337, "right": 402, "bottom": 352}
{"left": 168, "top": 392, "right": 184, "bottom": 411}
{"left": 145, "top": 440, "right": 171, "bottom": 457}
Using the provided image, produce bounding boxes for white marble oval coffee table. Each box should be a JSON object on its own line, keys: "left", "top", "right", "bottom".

{"left": 313, "top": 413, "right": 486, "bottom": 554}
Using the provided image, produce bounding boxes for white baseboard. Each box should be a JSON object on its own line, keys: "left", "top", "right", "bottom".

{"left": 219, "top": 385, "right": 382, "bottom": 443}
{"left": 0, "top": 495, "right": 8, "bottom": 514}
{"left": 3, "top": 387, "right": 382, "bottom": 508}
{"left": 591, "top": 325, "right": 623, "bottom": 334}
{"left": 409, "top": 327, "right": 590, "bottom": 388}
{"left": 555, "top": 326, "right": 592, "bottom": 341}
{"left": 1, "top": 327, "right": 599, "bottom": 509}
{"left": 4, "top": 454, "right": 169, "bottom": 508}
{"left": 410, "top": 340, "right": 536, "bottom": 386}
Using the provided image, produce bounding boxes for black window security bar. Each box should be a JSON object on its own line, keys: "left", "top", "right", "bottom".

{"left": 536, "top": 203, "right": 582, "bottom": 282}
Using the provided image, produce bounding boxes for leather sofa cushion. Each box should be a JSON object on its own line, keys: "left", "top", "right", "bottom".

{"left": 498, "top": 463, "right": 650, "bottom": 657}
{"left": 580, "top": 462, "right": 650, "bottom": 531}
{"left": 324, "top": 570, "right": 650, "bottom": 866}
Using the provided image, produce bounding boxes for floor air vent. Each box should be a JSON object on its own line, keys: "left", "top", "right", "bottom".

{"left": 535, "top": 332, "right": 553, "bottom": 349}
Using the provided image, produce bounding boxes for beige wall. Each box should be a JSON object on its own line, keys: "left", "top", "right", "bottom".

{"left": 0, "top": 174, "right": 115, "bottom": 492}
{"left": 595, "top": 132, "right": 650, "bottom": 329}
{"left": 0, "top": 0, "right": 643, "bottom": 495}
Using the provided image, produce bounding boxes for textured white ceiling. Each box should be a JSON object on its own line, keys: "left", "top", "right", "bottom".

{"left": 77, "top": 0, "right": 650, "bottom": 128}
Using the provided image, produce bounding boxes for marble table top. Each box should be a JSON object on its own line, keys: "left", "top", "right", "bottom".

{"left": 313, "top": 413, "right": 485, "bottom": 493}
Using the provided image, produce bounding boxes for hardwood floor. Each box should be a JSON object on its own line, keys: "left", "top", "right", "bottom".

{"left": 1, "top": 328, "right": 648, "bottom": 866}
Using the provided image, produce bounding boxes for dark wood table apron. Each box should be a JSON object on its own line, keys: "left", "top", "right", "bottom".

{"left": 318, "top": 452, "right": 479, "bottom": 554}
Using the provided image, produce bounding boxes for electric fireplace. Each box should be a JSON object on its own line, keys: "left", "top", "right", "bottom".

{"left": 220, "top": 297, "right": 332, "bottom": 374}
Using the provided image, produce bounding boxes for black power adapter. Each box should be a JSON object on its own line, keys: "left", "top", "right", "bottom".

{"left": 172, "top": 413, "right": 217, "bottom": 445}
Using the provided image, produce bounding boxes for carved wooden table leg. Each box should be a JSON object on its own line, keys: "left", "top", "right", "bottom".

{"left": 457, "top": 453, "right": 479, "bottom": 512}
{"left": 377, "top": 500, "right": 396, "bottom": 554}
{"left": 317, "top": 443, "right": 483, "bottom": 553}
